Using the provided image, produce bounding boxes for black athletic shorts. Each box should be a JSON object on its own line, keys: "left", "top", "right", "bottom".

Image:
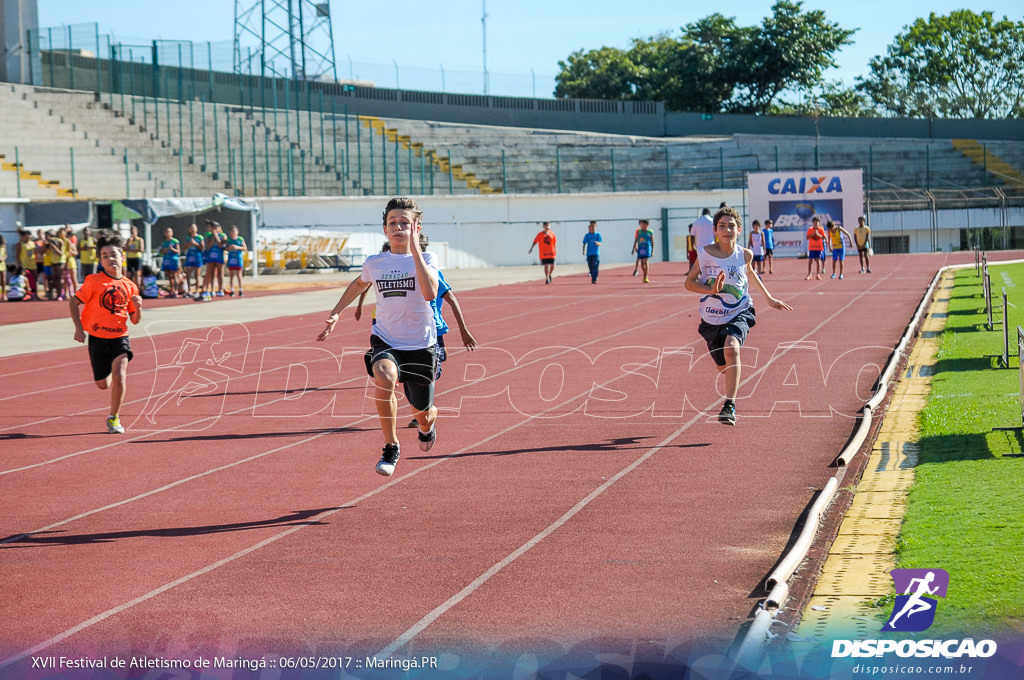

{"left": 698, "top": 307, "right": 756, "bottom": 367}
{"left": 88, "top": 334, "right": 134, "bottom": 381}
{"left": 364, "top": 334, "right": 438, "bottom": 412}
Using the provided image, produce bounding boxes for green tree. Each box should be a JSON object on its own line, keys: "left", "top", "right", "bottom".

{"left": 858, "top": 10, "right": 1024, "bottom": 118}
{"left": 554, "top": 46, "right": 639, "bottom": 100}
{"left": 727, "top": 1, "right": 855, "bottom": 114}
{"left": 553, "top": 1, "right": 853, "bottom": 115}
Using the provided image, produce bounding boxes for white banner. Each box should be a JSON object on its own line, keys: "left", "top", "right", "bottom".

{"left": 747, "top": 169, "right": 865, "bottom": 258}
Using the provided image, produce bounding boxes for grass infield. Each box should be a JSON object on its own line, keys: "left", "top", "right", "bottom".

{"left": 893, "top": 262, "right": 1024, "bottom": 636}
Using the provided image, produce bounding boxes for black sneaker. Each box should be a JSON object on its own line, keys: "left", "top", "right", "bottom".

{"left": 407, "top": 418, "right": 419, "bottom": 428}
{"left": 376, "top": 443, "right": 400, "bottom": 476}
{"left": 418, "top": 425, "right": 436, "bottom": 452}
{"left": 718, "top": 401, "right": 737, "bottom": 426}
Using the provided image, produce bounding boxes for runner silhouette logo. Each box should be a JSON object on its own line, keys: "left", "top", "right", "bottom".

{"left": 882, "top": 568, "right": 950, "bottom": 632}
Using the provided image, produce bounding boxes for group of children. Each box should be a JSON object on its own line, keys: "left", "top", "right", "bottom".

{"left": 65, "top": 198, "right": 856, "bottom": 480}
{"left": 528, "top": 218, "right": 657, "bottom": 286}
{"left": 804, "top": 215, "right": 872, "bottom": 280}
{"left": 4, "top": 225, "right": 98, "bottom": 302}
{"left": 153, "top": 220, "right": 249, "bottom": 301}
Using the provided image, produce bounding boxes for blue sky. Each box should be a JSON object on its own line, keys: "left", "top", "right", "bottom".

{"left": 37, "top": 0, "right": 1023, "bottom": 98}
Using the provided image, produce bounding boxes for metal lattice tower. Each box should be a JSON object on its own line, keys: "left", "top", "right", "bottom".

{"left": 233, "top": 0, "right": 337, "bottom": 81}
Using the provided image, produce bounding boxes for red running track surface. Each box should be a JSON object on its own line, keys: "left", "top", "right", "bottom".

{"left": 0, "top": 252, "right": 1007, "bottom": 675}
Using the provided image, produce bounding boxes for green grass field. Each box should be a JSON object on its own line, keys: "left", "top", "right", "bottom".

{"left": 894, "top": 262, "right": 1024, "bottom": 636}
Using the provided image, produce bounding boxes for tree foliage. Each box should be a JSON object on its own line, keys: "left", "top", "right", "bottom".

{"left": 554, "top": 1, "right": 854, "bottom": 115}
{"left": 857, "top": 10, "right": 1024, "bottom": 118}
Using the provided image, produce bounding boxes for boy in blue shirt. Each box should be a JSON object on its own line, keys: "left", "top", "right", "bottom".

{"left": 582, "top": 220, "right": 602, "bottom": 284}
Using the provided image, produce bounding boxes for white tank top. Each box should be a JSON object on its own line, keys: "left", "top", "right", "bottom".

{"left": 696, "top": 245, "right": 750, "bottom": 324}
{"left": 749, "top": 231, "right": 765, "bottom": 256}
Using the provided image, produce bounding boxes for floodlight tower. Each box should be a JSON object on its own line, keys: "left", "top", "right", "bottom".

{"left": 233, "top": 0, "right": 338, "bottom": 81}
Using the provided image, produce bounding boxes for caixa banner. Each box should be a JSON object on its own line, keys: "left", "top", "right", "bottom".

{"left": 747, "top": 169, "right": 865, "bottom": 259}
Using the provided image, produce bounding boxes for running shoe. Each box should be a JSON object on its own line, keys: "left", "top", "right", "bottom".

{"left": 106, "top": 415, "right": 125, "bottom": 434}
{"left": 839, "top": 274, "right": 844, "bottom": 280}
{"left": 830, "top": 273, "right": 836, "bottom": 279}
{"left": 418, "top": 425, "right": 437, "bottom": 452}
{"left": 376, "top": 443, "right": 400, "bottom": 476}
{"left": 717, "top": 401, "right": 736, "bottom": 426}
{"left": 407, "top": 418, "right": 419, "bottom": 428}
{"left": 643, "top": 277, "right": 650, "bottom": 283}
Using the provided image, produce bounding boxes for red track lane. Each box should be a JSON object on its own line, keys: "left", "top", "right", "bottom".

{"left": 0, "top": 252, "right": 1010, "bottom": 670}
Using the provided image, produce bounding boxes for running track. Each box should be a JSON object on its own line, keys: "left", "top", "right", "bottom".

{"left": 0, "top": 253, "right": 1006, "bottom": 677}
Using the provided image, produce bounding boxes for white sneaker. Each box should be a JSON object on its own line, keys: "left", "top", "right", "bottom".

{"left": 106, "top": 416, "right": 125, "bottom": 434}
{"left": 418, "top": 425, "right": 436, "bottom": 452}
{"left": 376, "top": 444, "right": 400, "bottom": 476}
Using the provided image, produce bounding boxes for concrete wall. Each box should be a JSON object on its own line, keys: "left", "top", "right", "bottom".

{"left": 255, "top": 190, "right": 744, "bottom": 270}
{"left": 254, "top": 191, "right": 1024, "bottom": 268}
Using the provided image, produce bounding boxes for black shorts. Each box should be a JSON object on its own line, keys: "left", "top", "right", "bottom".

{"left": 364, "top": 334, "right": 438, "bottom": 412}
{"left": 540, "top": 258, "right": 555, "bottom": 265}
{"left": 126, "top": 257, "right": 141, "bottom": 273}
{"left": 88, "top": 335, "right": 134, "bottom": 381}
{"left": 698, "top": 307, "right": 756, "bottom": 367}
{"left": 765, "top": 248, "right": 774, "bottom": 256}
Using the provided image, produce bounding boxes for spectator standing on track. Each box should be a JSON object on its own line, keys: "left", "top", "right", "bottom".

{"left": 125, "top": 224, "right": 144, "bottom": 289}
{"left": 68, "top": 231, "right": 142, "bottom": 434}
{"left": 528, "top": 221, "right": 557, "bottom": 284}
{"left": 79, "top": 227, "right": 97, "bottom": 279}
{"left": 203, "top": 220, "right": 227, "bottom": 298}
{"left": 45, "top": 229, "right": 66, "bottom": 301}
{"left": 0, "top": 235, "right": 6, "bottom": 300}
{"left": 63, "top": 224, "right": 79, "bottom": 297}
{"left": 317, "top": 197, "right": 440, "bottom": 477}
{"left": 805, "top": 216, "right": 826, "bottom": 280}
{"left": 827, "top": 220, "right": 855, "bottom": 280}
{"left": 690, "top": 208, "right": 715, "bottom": 270}
{"left": 632, "top": 219, "right": 655, "bottom": 283}
{"left": 748, "top": 220, "right": 766, "bottom": 276}
{"left": 685, "top": 206, "right": 791, "bottom": 426}
{"left": 15, "top": 230, "right": 36, "bottom": 296}
{"left": 408, "top": 232, "right": 478, "bottom": 427}
{"left": 225, "top": 226, "right": 248, "bottom": 297}
{"left": 763, "top": 219, "right": 776, "bottom": 274}
{"left": 686, "top": 223, "right": 698, "bottom": 269}
{"left": 64, "top": 227, "right": 80, "bottom": 298}
{"left": 159, "top": 227, "right": 183, "bottom": 298}
{"left": 582, "top": 220, "right": 602, "bottom": 284}
{"left": 855, "top": 216, "right": 872, "bottom": 273}
{"left": 33, "top": 229, "right": 46, "bottom": 296}
{"left": 183, "top": 222, "right": 205, "bottom": 299}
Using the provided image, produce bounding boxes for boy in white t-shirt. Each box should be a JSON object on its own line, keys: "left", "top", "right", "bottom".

{"left": 317, "top": 197, "right": 441, "bottom": 476}
{"left": 684, "top": 206, "right": 792, "bottom": 426}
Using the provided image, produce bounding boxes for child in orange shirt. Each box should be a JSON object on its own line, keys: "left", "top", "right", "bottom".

{"left": 528, "top": 221, "right": 558, "bottom": 284}
{"left": 69, "top": 231, "right": 143, "bottom": 434}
